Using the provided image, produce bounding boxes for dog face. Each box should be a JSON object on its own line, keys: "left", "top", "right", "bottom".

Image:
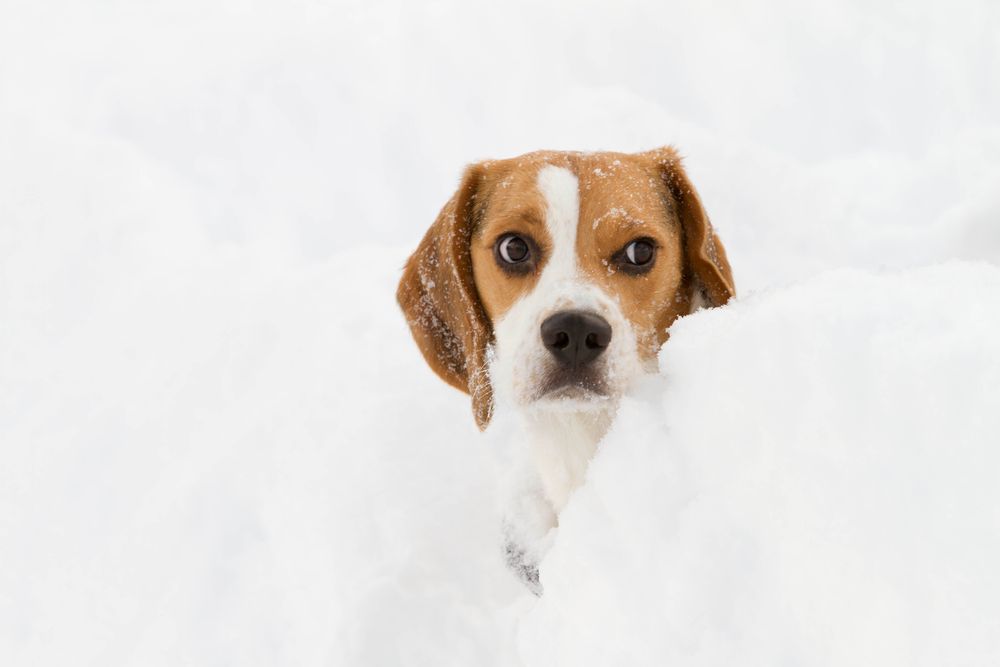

{"left": 398, "top": 147, "right": 735, "bottom": 429}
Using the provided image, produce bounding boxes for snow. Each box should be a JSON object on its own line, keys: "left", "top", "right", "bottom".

{"left": 2, "top": 1, "right": 1000, "bottom": 665}
{"left": 521, "top": 263, "right": 1000, "bottom": 666}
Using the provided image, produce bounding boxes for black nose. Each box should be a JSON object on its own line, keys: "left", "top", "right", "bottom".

{"left": 540, "top": 310, "right": 612, "bottom": 367}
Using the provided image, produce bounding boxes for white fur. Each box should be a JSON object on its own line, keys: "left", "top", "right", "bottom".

{"left": 490, "top": 165, "right": 646, "bottom": 569}
{"left": 524, "top": 409, "right": 611, "bottom": 513}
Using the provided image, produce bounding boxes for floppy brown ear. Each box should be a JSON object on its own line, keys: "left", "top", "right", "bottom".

{"left": 396, "top": 164, "right": 494, "bottom": 429}
{"left": 648, "top": 146, "right": 736, "bottom": 307}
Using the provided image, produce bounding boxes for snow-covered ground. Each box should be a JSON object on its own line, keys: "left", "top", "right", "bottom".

{"left": 2, "top": 1, "right": 1000, "bottom": 665}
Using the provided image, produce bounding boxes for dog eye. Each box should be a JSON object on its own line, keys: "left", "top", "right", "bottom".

{"left": 623, "top": 239, "right": 655, "bottom": 266}
{"left": 497, "top": 234, "right": 530, "bottom": 264}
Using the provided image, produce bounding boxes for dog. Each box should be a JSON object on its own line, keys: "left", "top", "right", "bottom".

{"left": 397, "top": 146, "right": 734, "bottom": 592}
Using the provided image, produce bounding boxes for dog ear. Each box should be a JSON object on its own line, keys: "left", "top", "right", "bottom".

{"left": 397, "top": 164, "right": 495, "bottom": 429}
{"left": 647, "top": 146, "right": 735, "bottom": 307}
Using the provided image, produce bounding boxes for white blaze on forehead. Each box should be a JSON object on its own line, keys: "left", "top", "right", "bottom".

{"left": 536, "top": 165, "right": 580, "bottom": 281}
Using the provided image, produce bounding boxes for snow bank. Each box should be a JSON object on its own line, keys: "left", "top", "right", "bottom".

{"left": 521, "top": 263, "right": 1000, "bottom": 666}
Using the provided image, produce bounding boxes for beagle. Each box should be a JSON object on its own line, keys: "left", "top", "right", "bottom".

{"left": 397, "top": 147, "right": 735, "bottom": 591}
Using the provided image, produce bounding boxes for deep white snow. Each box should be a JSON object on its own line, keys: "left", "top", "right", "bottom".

{"left": 2, "top": 1, "right": 1000, "bottom": 665}
{"left": 521, "top": 264, "right": 1000, "bottom": 666}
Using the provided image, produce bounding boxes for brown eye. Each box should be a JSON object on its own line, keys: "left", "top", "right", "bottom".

{"left": 624, "top": 239, "right": 655, "bottom": 266}
{"left": 497, "top": 234, "right": 530, "bottom": 264}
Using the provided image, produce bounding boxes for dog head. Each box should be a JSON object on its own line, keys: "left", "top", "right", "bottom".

{"left": 397, "top": 147, "right": 735, "bottom": 429}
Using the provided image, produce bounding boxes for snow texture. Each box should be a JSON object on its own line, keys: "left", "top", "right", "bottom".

{"left": 2, "top": 1, "right": 1000, "bottom": 665}
{"left": 520, "top": 263, "right": 1000, "bottom": 666}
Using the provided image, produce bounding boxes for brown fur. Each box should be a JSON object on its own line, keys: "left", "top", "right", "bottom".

{"left": 397, "top": 146, "right": 735, "bottom": 429}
